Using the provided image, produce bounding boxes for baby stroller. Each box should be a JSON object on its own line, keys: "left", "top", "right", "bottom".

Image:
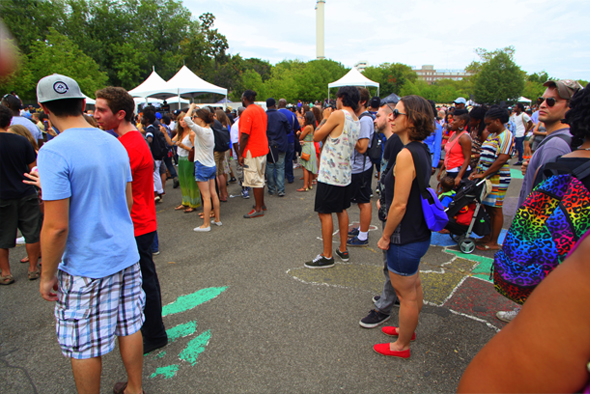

{"left": 444, "top": 178, "right": 492, "bottom": 253}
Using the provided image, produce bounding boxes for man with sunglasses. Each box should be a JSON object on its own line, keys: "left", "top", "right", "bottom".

{"left": 516, "top": 79, "right": 582, "bottom": 207}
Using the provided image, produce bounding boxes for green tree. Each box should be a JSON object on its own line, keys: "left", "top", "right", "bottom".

{"left": 472, "top": 47, "right": 525, "bottom": 104}
{"left": 0, "top": 40, "right": 35, "bottom": 97}
{"left": 363, "top": 63, "right": 417, "bottom": 97}
{"left": 26, "top": 28, "right": 108, "bottom": 99}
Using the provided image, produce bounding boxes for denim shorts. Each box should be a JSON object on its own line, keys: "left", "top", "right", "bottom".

{"left": 194, "top": 161, "right": 217, "bottom": 182}
{"left": 386, "top": 238, "right": 431, "bottom": 276}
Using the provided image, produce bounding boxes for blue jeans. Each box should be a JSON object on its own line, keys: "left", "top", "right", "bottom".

{"left": 285, "top": 143, "right": 295, "bottom": 183}
{"left": 150, "top": 231, "right": 159, "bottom": 253}
{"left": 514, "top": 136, "right": 525, "bottom": 162}
{"left": 387, "top": 237, "right": 431, "bottom": 276}
{"left": 163, "top": 153, "right": 177, "bottom": 178}
{"left": 266, "top": 151, "right": 286, "bottom": 194}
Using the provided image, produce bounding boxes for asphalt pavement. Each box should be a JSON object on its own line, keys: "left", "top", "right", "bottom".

{"left": 0, "top": 159, "right": 525, "bottom": 394}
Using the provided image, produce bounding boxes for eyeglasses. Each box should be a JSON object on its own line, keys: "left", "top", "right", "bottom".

{"left": 392, "top": 108, "right": 407, "bottom": 119}
{"left": 538, "top": 97, "right": 560, "bottom": 107}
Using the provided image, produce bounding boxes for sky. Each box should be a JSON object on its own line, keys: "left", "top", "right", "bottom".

{"left": 184, "top": 0, "right": 590, "bottom": 81}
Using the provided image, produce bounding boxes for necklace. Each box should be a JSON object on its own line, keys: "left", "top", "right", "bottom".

{"left": 577, "top": 146, "right": 590, "bottom": 151}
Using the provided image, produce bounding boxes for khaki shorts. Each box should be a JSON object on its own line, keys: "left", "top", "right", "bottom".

{"left": 242, "top": 150, "right": 266, "bottom": 188}
{"left": 214, "top": 151, "right": 230, "bottom": 176}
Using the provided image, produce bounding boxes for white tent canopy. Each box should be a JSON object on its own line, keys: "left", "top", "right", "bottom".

{"left": 328, "top": 67, "right": 380, "bottom": 99}
{"left": 517, "top": 96, "right": 532, "bottom": 103}
{"left": 164, "top": 66, "right": 227, "bottom": 98}
{"left": 128, "top": 69, "right": 171, "bottom": 99}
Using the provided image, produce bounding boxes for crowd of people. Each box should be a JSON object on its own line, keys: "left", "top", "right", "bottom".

{"left": 1, "top": 70, "right": 589, "bottom": 393}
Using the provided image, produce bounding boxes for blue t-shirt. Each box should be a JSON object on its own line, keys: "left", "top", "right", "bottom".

{"left": 37, "top": 127, "right": 139, "bottom": 278}
{"left": 351, "top": 112, "right": 375, "bottom": 174}
{"left": 278, "top": 108, "right": 300, "bottom": 144}
{"left": 424, "top": 122, "right": 443, "bottom": 168}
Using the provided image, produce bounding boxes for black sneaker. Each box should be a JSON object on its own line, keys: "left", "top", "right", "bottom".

{"left": 173, "top": 178, "right": 180, "bottom": 188}
{"left": 335, "top": 248, "right": 350, "bottom": 262}
{"left": 373, "top": 295, "right": 400, "bottom": 308}
{"left": 347, "top": 227, "right": 359, "bottom": 238}
{"left": 359, "top": 309, "right": 391, "bottom": 328}
{"left": 143, "top": 336, "right": 168, "bottom": 354}
{"left": 304, "top": 254, "right": 335, "bottom": 269}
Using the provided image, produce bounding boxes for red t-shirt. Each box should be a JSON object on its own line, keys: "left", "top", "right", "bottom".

{"left": 239, "top": 104, "right": 269, "bottom": 158}
{"left": 118, "top": 130, "right": 157, "bottom": 237}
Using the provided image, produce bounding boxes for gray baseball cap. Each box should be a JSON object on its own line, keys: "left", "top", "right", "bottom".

{"left": 542, "top": 79, "right": 583, "bottom": 100}
{"left": 37, "top": 74, "right": 86, "bottom": 103}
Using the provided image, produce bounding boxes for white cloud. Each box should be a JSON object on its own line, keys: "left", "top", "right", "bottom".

{"left": 184, "top": 0, "right": 590, "bottom": 80}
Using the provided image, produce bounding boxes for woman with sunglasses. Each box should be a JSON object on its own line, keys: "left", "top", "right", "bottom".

{"left": 172, "top": 111, "right": 201, "bottom": 213}
{"left": 184, "top": 104, "right": 221, "bottom": 232}
{"left": 469, "top": 107, "right": 514, "bottom": 251}
{"left": 373, "top": 95, "right": 434, "bottom": 359}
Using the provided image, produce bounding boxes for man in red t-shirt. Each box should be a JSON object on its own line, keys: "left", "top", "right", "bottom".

{"left": 94, "top": 87, "right": 168, "bottom": 354}
{"left": 238, "top": 89, "right": 269, "bottom": 218}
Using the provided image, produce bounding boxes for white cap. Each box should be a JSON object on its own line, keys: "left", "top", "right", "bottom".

{"left": 37, "top": 74, "right": 86, "bottom": 103}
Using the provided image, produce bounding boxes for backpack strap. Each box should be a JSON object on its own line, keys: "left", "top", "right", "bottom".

{"left": 572, "top": 160, "right": 590, "bottom": 180}
{"left": 406, "top": 142, "right": 430, "bottom": 200}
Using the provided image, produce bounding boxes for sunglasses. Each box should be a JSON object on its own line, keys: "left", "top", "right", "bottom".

{"left": 538, "top": 97, "right": 560, "bottom": 107}
{"left": 391, "top": 108, "right": 407, "bottom": 119}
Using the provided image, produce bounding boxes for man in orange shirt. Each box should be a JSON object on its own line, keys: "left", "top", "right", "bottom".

{"left": 238, "top": 89, "right": 269, "bottom": 218}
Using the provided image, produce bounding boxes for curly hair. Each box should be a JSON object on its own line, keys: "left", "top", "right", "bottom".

{"left": 400, "top": 95, "right": 434, "bottom": 141}
{"left": 469, "top": 105, "right": 488, "bottom": 137}
{"left": 564, "top": 83, "right": 590, "bottom": 149}
{"left": 484, "top": 106, "right": 510, "bottom": 124}
{"left": 336, "top": 86, "right": 360, "bottom": 111}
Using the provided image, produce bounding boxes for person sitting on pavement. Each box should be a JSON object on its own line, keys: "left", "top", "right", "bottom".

{"left": 185, "top": 104, "right": 221, "bottom": 232}
{"left": 373, "top": 95, "right": 434, "bottom": 359}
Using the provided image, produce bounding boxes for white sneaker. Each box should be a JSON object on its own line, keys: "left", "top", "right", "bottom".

{"left": 496, "top": 307, "right": 521, "bottom": 323}
{"left": 211, "top": 220, "right": 222, "bottom": 226}
{"left": 193, "top": 226, "right": 211, "bottom": 232}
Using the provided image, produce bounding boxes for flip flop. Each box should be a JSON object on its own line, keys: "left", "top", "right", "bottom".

{"left": 476, "top": 244, "right": 501, "bottom": 251}
{"left": 28, "top": 268, "right": 40, "bottom": 280}
{"left": 184, "top": 208, "right": 195, "bottom": 213}
{"left": 297, "top": 187, "right": 309, "bottom": 192}
{"left": 0, "top": 274, "right": 14, "bottom": 285}
{"left": 20, "top": 256, "right": 29, "bottom": 263}
{"left": 175, "top": 204, "right": 188, "bottom": 210}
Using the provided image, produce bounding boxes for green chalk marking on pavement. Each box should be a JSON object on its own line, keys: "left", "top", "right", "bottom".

{"left": 154, "top": 351, "right": 166, "bottom": 359}
{"left": 447, "top": 250, "right": 494, "bottom": 283}
{"left": 162, "top": 287, "right": 228, "bottom": 316}
{"left": 510, "top": 168, "right": 524, "bottom": 180}
{"left": 179, "top": 330, "right": 211, "bottom": 366}
{"left": 150, "top": 364, "right": 179, "bottom": 379}
{"left": 167, "top": 321, "right": 197, "bottom": 343}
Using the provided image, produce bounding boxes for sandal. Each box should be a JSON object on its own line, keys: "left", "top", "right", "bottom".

{"left": 20, "top": 256, "right": 29, "bottom": 263}
{"left": 113, "top": 381, "right": 145, "bottom": 394}
{"left": 175, "top": 204, "right": 188, "bottom": 211}
{"left": 0, "top": 274, "right": 15, "bottom": 285}
{"left": 297, "top": 187, "right": 309, "bottom": 192}
{"left": 28, "top": 268, "right": 40, "bottom": 280}
{"left": 183, "top": 208, "right": 195, "bottom": 213}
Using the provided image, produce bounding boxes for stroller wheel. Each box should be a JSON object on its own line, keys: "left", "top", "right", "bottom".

{"left": 460, "top": 238, "right": 476, "bottom": 254}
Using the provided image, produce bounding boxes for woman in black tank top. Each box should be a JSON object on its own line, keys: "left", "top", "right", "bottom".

{"left": 373, "top": 95, "right": 434, "bottom": 359}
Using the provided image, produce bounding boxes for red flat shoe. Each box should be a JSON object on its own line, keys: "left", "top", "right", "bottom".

{"left": 373, "top": 343, "right": 411, "bottom": 358}
{"left": 381, "top": 326, "right": 416, "bottom": 341}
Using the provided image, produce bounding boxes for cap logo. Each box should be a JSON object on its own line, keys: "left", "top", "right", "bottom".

{"left": 53, "top": 81, "right": 69, "bottom": 95}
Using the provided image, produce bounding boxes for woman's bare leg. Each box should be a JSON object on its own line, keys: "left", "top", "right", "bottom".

{"left": 388, "top": 271, "right": 421, "bottom": 351}
{"left": 197, "top": 181, "right": 211, "bottom": 229}
{"left": 209, "top": 178, "right": 221, "bottom": 222}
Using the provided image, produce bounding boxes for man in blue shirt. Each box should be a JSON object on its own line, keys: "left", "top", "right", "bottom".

{"left": 424, "top": 100, "right": 443, "bottom": 174}
{"left": 36, "top": 74, "right": 145, "bottom": 394}
{"left": 265, "top": 98, "right": 290, "bottom": 197}
{"left": 278, "top": 98, "right": 300, "bottom": 184}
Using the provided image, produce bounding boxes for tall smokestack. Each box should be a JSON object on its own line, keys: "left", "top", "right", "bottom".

{"left": 316, "top": 0, "right": 325, "bottom": 59}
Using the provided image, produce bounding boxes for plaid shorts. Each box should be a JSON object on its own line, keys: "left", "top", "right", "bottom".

{"left": 55, "top": 263, "right": 145, "bottom": 359}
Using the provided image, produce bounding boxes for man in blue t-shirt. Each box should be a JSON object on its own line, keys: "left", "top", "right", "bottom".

{"left": 278, "top": 98, "right": 300, "bottom": 184}
{"left": 36, "top": 74, "right": 145, "bottom": 394}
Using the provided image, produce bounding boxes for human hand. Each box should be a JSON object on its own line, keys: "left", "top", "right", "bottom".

{"left": 40, "top": 275, "right": 59, "bottom": 302}
{"left": 238, "top": 156, "right": 244, "bottom": 166}
{"left": 190, "top": 103, "right": 197, "bottom": 109}
{"left": 521, "top": 160, "right": 529, "bottom": 175}
{"left": 376, "top": 199, "right": 381, "bottom": 210}
{"left": 159, "top": 125, "right": 166, "bottom": 133}
{"left": 322, "top": 107, "right": 332, "bottom": 119}
{"left": 454, "top": 177, "right": 461, "bottom": 188}
{"left": 23, "top": 170, "right": 41, "bottom": 188}
{"left": 377, "top": 236, "right": 390, "bottom": 251}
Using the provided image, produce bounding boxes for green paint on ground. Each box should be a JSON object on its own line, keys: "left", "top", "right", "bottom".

{"left": 510, "top": 168, "right": 524, "bottom": 180}
{"left": 179, "top": 330, "right": 211, "bottom": 366}
{"left": 150, "top": 364, "right": 179, "bottom": 379}
{"left": 154, "top": 351, "right": 166, "bottom": 359}
{"left": 162, "top": 287, "right": 227, "bottom": 317}
{"left": 447, "top": 249, "right": 494, "bottom": 282}
{"left": 166, "top": 321, "right": 197, "bottom": 343}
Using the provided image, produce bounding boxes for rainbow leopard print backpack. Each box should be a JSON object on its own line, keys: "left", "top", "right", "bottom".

{"left": 493, "top": 160, "right": 590, "bottom": 304}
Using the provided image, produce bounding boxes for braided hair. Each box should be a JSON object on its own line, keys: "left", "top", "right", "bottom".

{"left": 484, "top": 106, "right": 510, "bottom": 124}
{"left": 564, "top": 83, "right": 590, "bottom": 149}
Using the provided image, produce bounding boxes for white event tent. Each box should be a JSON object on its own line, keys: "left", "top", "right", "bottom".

{"left": 328, "top": 67, "right": 379, "bottom": 99}
{"left": 129, "top": 66, "right": 228, "bottom": 106}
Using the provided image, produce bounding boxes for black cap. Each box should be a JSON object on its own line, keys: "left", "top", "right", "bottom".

{"left": 370, "top": 96, "right": 381, "bottom": 108}
{"left": 266, "top": 98, "right": 276, "bottom": 107}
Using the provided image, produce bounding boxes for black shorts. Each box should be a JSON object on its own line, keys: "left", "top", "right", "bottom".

{"left": 0, "top": 194, "right": 42, "bottom": 248}
{"left": 314, "top": 182, "right": 352, "bottom": 214}
{"left": 350, "top": 167, "right": 373, "bottom": 204}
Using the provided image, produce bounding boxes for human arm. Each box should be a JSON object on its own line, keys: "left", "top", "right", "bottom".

{"left": 377, "top": 149, "right": 414, "bottom": 251}
{"left": 470, "top": 153, "right": 510, "bottom": 179}
{"left": 39, "top": 198, "right": 69, "bottom": 301}
{"left": 159, "top": 125, "right": 174, "bottom": 146}
{"left": 299, "top": 125, "right": 311, "bottom": 140}
{"left": 238, "top": 133, "right": 249, "bottom": 166}
{"left": 432, "top": 124, "right": 442, "bottom": 170}
{"left": 532, "top": 122, "right": 547, "bottom": 137}
{"left": 125, "top": 182, "right": 133, "bottom": 213}
{"left": 313, "top": 110, "right": 343, "bottom": 142}
{"left": 458, "top": 233, "right": 590, "bottom": 393}
{"left": 455, "top": 134, "right": 472, "bottom": 187}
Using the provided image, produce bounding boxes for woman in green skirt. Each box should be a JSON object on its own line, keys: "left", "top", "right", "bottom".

{"left": 172, "top": 111, "right": 201, "bottom": 212}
